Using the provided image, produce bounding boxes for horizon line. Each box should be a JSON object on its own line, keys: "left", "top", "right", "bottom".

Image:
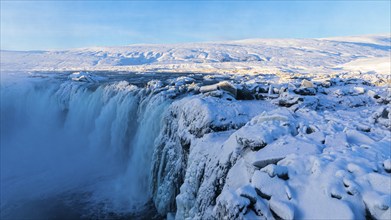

{"left": 1, "top": 33, "right": 390, "bottom": 52}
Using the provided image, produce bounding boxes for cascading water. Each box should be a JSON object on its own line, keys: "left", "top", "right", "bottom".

{"left": 0, "top": 72, "right": 173, "bottom": 219}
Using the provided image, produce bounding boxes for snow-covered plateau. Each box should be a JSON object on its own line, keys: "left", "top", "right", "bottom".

{"left": 1, "top": 35, "right": 390, "bottom": 219}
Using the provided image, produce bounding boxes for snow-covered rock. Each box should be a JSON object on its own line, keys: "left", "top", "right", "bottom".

{"left": 301, "top": 79, "right": 315, "bottom": 88}
{"left": 69, "top": 71, "right": 107, "bottom": 82}
{"left": 149, "top": 73, "right": 391, "bottom": 220}
{"left": 384, "top": 159, "right": 391, "bottom": 173}
{"left": 199, "top": 81, "right": 237, "bottom": 98}
{"left": 234, "top": 109, "right": 297, "bottom": 152}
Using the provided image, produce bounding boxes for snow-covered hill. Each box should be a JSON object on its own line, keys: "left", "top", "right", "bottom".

{"left": 1, "top": 35, "right": 390, "bottom": 76}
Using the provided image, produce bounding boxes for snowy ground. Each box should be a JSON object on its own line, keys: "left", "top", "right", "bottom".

{"left": 1, "top": 34, "right": 390, "bottom": 77}
{"left": 148, "top": 72, "right": 391, "bottom": 220}
{"left": 1, "top": 35, "right": 390, "bottom": 219}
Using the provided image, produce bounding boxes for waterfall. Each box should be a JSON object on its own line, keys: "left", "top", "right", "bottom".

{"left": 0, "top": 73, "right": 170, "bottom": 218}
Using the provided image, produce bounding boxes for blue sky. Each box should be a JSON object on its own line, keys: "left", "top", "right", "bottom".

{"left": 1, "top": 1, "right": 390, "bottom": 50}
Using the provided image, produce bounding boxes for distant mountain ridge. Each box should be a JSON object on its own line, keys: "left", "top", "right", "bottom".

{"left": 1, "top": 34, "right": 390, "bottom": 75}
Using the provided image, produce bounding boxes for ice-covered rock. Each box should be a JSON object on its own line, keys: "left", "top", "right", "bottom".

{"left": 236, "top": 185, "right": 258, "bottom": 204}
{"left": 200, "top": 81, "right": 237, "bottom": 98}
{"left": 278, "top": 96, "right": 303, "bottom": 107}
{"left": 234, "top": 109, "right": 297, "bottom": 152}
{"left": 151, "top": 94, "right": 274, "bottom": 216}
{"left": 236, "top": 86, "right": 255, "bottom": 100}
{"left": 353, "top": 86, "right": 366, "bottom": 95}
{"left": 147, "top": 80, "right": 164, "bottom": 89}
{"left": 363, "top": 191, "right": 391, "bottom": 219}
{"left": 261, "top": 164, "right": 289, "bottom": 179}
{"left": 301, "top": 79, "right": 315, "bottom": 88}
{"left": 213, "top": 190, "right": 251, "bottom": 219}
{"left": 147, "top": 73, "right": 391, "bottom": 220}
{"left": 383, "top": 159, "right": 391, "bottom": 173}
{"left": 293, "top": 87, "right": 317, "bottom": 96}
{"left": 169, "top": 76, "right": 195, "bottom": 87}
{"left": 69, "top": 71, "right": 107, "bottom": 82}
{"left": 269, "top": 198, "right": 295, "bottom": 220}
{"left": 372, "top": 107, "right": 391, "bottom": 128}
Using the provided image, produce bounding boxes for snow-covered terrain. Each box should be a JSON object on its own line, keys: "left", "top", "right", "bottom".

{"left": 1, "top": 35, "right": 390, "bottom": 219}
{"left": 1, "top": 34, "right": 390, "bottom": 77}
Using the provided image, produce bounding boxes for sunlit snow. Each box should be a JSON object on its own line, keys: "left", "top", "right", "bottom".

{"left": 1, "top": 35, "right": 390, "bottom": 219}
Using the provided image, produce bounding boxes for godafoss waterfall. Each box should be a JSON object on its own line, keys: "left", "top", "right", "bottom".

{"left": 1, "top": 71, "right": 390, "bottom": 219}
